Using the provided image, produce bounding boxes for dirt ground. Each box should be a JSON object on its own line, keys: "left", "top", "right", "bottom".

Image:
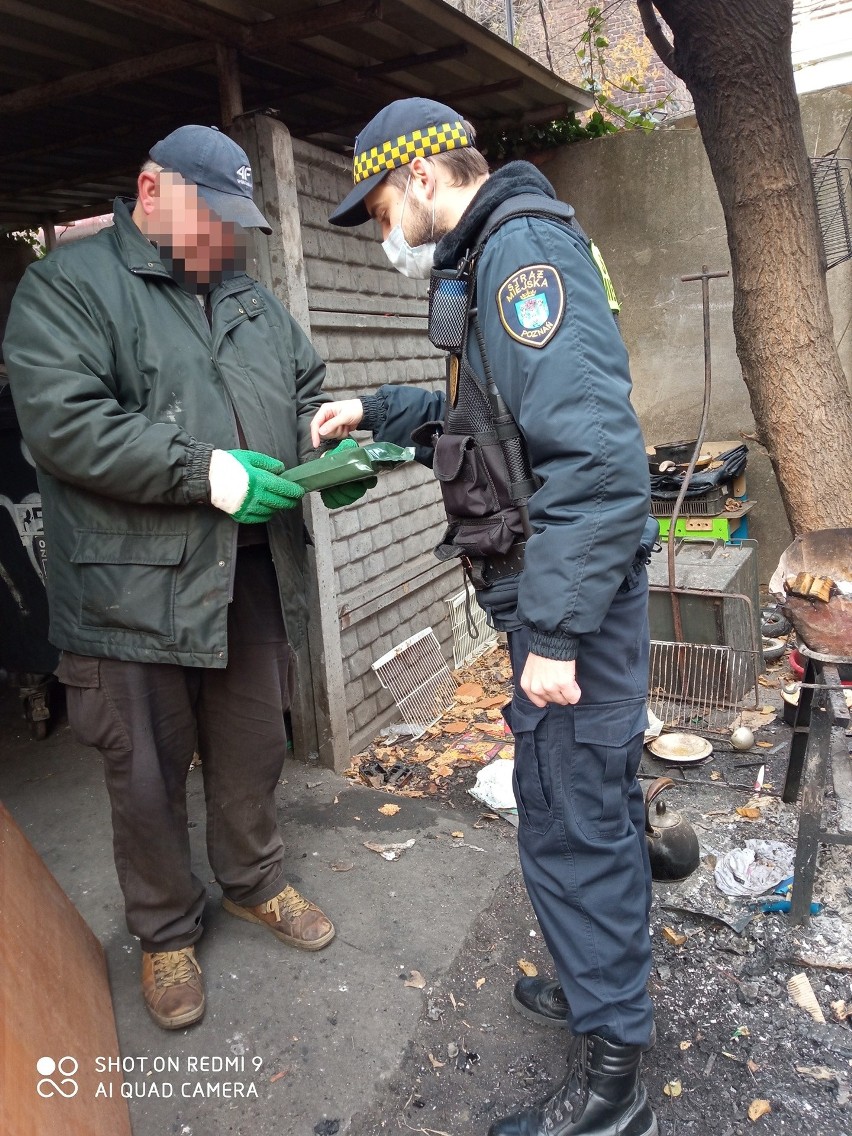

{"left": 345, "top": 642, "right": 852, "bottom": 1136}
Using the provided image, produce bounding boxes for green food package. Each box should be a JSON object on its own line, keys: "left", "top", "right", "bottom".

{"left": 285, "top": 441, "right": 414, "bottom": 492}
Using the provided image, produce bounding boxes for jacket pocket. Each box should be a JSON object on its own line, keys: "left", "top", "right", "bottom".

{"left": 71, "top": 531, "right": 186, "bottom": 642}
{"left": 571, "top": 698, "right": 648, "bottom": 841}
{"left": 504, "top": 695, "right": 553, "bottom": 835}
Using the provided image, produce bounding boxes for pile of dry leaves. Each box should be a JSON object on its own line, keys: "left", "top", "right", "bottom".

{"left": 345, "top": 642, "right": 514, "bottom": 799}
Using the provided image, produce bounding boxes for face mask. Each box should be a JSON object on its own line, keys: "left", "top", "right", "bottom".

{"left": 381, "top": 174, "right": 436, "bottom": 279}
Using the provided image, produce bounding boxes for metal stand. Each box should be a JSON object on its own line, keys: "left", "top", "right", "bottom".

{"left": 782, "top": 656, "right": 852, "bottom": 923}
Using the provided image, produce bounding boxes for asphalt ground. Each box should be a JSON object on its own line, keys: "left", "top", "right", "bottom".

{"left": 2, "top": 671, "right": 852, "bottom": 1136}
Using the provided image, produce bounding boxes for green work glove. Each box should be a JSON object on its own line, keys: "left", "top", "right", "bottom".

{"left": 210, "top": 448, "right": 305, "bottom": 524}
{"left": 320, "top": 439, "right": 378, "bottom": 510}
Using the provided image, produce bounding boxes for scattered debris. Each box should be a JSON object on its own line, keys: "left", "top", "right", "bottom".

{"left": 747, "top": 1099, "right": 771, "bottom": 1122}
{"left": 787, "top": 972, "right": 825, "bottom": 1022}
{"left": 405, "top": 970, "right": 427, "bottom": 990}
{"left": 830, "top": 999, "right": 850, "bottom": 1021}
{"left": 313, "top": 1121, "right": 341, "bottom": 1136}
{"left": 795, "top": 1065, "right": 838, "bottom": 1082}
{"left": 714, "top": 841, "right": 795, "bottom": 897}
{"left": 517, "top": 959, "right": 538, "bottom": 977}
{"left": 662, "top": 926, "right": 687, "bottom": 947}
{"left": 363, "top": 838, "right": 415, "bottom": 861}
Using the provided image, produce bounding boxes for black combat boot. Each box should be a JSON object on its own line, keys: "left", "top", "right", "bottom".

{"left": 513, "top": 977, "right": 571, "bottom": 1028}
{"left": 512, "top": 980, "right": 657, "bottom": 1051}
{"left": 488, "top": 1033, "right": 658, "bottom": 1136}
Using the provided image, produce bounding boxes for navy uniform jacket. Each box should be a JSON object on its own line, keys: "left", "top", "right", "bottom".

{"left": 361, "top": 162, "right": 650, "bottom": 663}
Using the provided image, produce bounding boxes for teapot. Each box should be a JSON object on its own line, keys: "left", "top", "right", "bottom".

{"left": 644, "top": 777, "right": 700, "bottom": 881}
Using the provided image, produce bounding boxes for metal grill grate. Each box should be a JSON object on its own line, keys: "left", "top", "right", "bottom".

{"left": 447, "top": 585, "right": 498, "bottom": 668}
{"left": 371, "top": 628, "right": 457, "bottom": 739}
{"left": 811, "top": 156, "right": 852, "bottom": 270}
{"left": 648, "top": 640, "right": 761, "bottom": 733}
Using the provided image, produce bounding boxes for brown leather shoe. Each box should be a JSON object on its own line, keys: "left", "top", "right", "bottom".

{"left": 141, "top": 946, "right": 205, "bottom": 1030}
{"left": 222, "top": 885, "right": 335, "bottom": 951}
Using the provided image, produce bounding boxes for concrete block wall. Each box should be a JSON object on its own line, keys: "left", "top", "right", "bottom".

{"left": 540, "top": 85, "right": 852, "bottom": 582}
{"left": 291, "top": 140, "right": 461, "bottom": 752}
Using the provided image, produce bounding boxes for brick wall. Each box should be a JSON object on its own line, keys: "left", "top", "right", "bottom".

{"left": 292, "top": 140, "right": 460, "bottom": 752}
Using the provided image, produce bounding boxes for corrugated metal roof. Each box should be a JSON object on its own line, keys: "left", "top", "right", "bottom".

{"left": 0, "top": 0, "right": 590, "bottom": 226}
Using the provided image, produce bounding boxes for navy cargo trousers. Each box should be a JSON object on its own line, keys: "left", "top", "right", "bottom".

{"left": 506, "top": 565, "right": 654, "bottom": 1047}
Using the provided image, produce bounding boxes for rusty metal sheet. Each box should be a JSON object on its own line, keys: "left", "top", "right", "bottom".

{"left": 774, "top": 528, "right": 852, "bottom": 657}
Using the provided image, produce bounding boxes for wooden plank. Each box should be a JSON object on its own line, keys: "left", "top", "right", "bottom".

{"left": 216, "top": 43, "right": 243, "bottom": 128}
{"left": 0, "top": 40, "right": 216, "bottom": 117}
{"left": 0, "top": 801, "right": 130, "bottom": 1136}
{"left": 357, "top": 42, "right": 468, "bottom": 76}
{"left": 232, "top": 113, "right": 351, "bottom": 772}
{"left": 242, "top": 0, "right": 382, "bottom": 53}
{"left": 89, "top": 0, "right": 242, "bottom": 43}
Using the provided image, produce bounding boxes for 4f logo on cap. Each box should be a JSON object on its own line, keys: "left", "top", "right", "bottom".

{"left": 236, "top": 164, "right": 253, "bottom": 190}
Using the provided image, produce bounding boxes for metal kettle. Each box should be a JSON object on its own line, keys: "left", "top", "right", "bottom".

{"left": 644, "top": 777, "right": 700, "bottom": 882}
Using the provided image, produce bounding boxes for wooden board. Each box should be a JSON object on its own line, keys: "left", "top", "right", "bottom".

{"left": 0, "top": 801, "right": 132, "bottom": 1136}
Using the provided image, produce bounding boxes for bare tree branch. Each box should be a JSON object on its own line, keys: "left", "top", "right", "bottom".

{"left": 637, "top": 0, "right": 679, "bottom": 76}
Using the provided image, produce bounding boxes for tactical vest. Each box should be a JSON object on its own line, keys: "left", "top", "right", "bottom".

{"left": 419, "top": 194, "right": 599, "bottom": 590}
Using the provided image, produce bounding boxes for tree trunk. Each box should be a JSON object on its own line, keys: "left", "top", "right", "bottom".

{"left": 642, "top": 0, "right": 852, "bottom": 533}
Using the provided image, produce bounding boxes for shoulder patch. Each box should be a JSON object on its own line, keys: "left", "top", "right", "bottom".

{"left": 496, "top": 264, "right": 565, "bottom": 349}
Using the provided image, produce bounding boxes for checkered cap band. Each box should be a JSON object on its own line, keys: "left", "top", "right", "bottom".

{"left": 353, "top": 121, "right": 469, "bottom": 185}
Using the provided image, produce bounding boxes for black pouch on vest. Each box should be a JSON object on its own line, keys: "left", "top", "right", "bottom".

{"left": 428, "top": 268, "right": 470, "bottom": 352}
{"left": 432, "top": 433, "right": 528, "bottom": 560}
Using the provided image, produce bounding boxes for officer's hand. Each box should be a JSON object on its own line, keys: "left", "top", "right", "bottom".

{"left": 311, "top": 399, "right": 364, "bottom": 448}
{"left": 320, "top": 439, "right": 377, "bottom": 509}
{"left": 209, "top": 449, "right": 305, "bottom": 524}
{"left": 520, "top": 654, "right": 582, "bottom": 708}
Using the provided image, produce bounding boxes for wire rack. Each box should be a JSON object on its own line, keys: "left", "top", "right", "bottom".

{"left": 648, "top": 588, "right": 762, "bottom": 734}
{"left": 446, "top": 585, "right": 498, "bottom": 668}
{"left": 648, "top": 640, "right": 762, "bottom": 733}
{"left": 811, "top": 156, "right": 852, "bottom": 270}
{"left": 371, "top": 628, "right": 458, "bottom": 739}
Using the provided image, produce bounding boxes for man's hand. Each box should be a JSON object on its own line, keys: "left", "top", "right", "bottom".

{"left": 209, "top": 448, "right": 305, "bottom": 524}
{"left": 521, "top": 653, "right": 582, "bottom": 708}
{"left": 310, "top": 399, "right": 364, "bottom": 448}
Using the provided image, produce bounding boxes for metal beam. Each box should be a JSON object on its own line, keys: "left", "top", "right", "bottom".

{"left": 0, "top": 40, "right": 216, "bottom": 117}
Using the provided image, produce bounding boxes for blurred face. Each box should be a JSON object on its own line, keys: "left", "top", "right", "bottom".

{"left": 136, "top": 171, "right": 248, "bottom": 287}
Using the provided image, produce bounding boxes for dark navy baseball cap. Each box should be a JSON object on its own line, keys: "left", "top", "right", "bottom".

{"left": 329, "top": 98, "right": 471, "bottom": 227}
{"left": 149, "top": 125, "right": 272, "bottom": 233}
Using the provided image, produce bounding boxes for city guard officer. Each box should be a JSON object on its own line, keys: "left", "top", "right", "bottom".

{"left": 311, "top": 99, "right": 658, "bottom": 1136}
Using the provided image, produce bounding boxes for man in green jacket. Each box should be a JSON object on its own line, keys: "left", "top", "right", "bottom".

{"left": 3, "top": 125, "right": 357, "bottom": 1029}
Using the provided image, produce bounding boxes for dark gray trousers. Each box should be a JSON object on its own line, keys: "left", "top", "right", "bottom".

{"left": 506, "top": 566, "right": 654, "bottom": 1047}
{"left": 57, "top": 546, "right": 293, "bottom": 953}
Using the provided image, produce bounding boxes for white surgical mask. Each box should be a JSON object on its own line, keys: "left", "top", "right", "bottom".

{"left": 381, "top": 173, "right": 436, "bottom": 279}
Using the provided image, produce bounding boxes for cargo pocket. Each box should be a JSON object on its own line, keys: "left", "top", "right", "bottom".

{"left": 72, "top": 531, "right": 186, "bottom": 642}
{"left": 55, "top": 652, "right": 129, "bottom": 752}
{"left": 504, "top": 695, "right": 553, "bottom": 835}
{"left": 571, "top": 698, "right": 648, "bottom": 841}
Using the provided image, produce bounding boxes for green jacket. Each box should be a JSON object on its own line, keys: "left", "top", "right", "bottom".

{"left": 2, "top": 199, "right": 329, "bottom": 665}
